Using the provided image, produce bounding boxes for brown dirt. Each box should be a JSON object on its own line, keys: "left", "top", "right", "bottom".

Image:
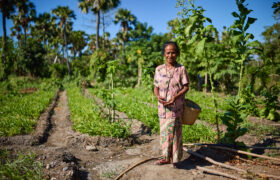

{"left": 19, "top": 87, "right": 38, "bottom": 94}
{"left": 1, "top": 90, "right": 280, "bottom": 180}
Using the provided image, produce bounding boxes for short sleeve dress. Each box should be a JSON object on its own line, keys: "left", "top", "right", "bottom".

{"left": 154, "top": 63, "right": 189, "bottom": 163}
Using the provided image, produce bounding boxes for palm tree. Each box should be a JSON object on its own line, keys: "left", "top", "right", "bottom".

{"left": 14, "top": 0, "right": 36, "bottom": 45}
{"left": 0, "top": 0, "right": 16, "bottom": 67}
{"left": 114, "top": 8, "right": 136, "bottom": 48}
{"left": 78, "top": 0, "right": 120, "bottom": 50}
{"left": 52, "top": 6, "right": 76, "bottom": 75}
{"left": 31, "top": 12, "right": 56, "bottom": 47}
{"left": 10, "top": 14, "right": 22, "bottom": 45}
{"left": 273, "top": 1, "right": 280, "bottom": 20}
{"left": 129, "top": 21, "right": 153, "bottom": 41}
{"left": 69, "top": 30, "right": 87, "bottom": 58}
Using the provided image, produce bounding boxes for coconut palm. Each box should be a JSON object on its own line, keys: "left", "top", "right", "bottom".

{"left": 114, "top": 8, "right": 136, "bottom": 48}
{"left": 52, "top": 6, "right": 76, "bottom": 75}
{"left": 78, "top": 0, "right": 120, "bottom": 50}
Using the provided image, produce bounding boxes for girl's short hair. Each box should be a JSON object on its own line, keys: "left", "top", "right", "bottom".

{"left": 162, "top": 41, "right": 180, "bottom": 55}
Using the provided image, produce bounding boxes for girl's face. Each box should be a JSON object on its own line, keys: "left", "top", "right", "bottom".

{"left": 164, "top": 44, "right": 178, "bottom": 65}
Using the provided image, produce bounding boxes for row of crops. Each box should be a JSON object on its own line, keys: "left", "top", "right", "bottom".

{"left": 88, "top": 87, "right": 217, "bottom": 143}
{"left": 2, "top": 77, "right": 276, "bottom": 144}
{"left": 0, "top": 76, "right": 218, "bottom": 142}
{"left": 65, "top": 83, "right": 130, "bottom": 138}
{"left": 0, "top": 77, "right": 58, "bottom": 136}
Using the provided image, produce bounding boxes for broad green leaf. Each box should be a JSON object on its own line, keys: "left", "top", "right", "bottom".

{"left": 187, "top": 34, "right": 198, "bottom": 45}
{"left": 189, "top": 15, "right": 199, "bottom": 24}
{"left": 206, "top": 17, "right": 212, "bottom": 23}
{"left": 185, "top": 24, "right": 193, "bottom": 36}
{"left": 232, "top": 12, "right": 239, "bottom": 18}
{"left": 244, "top": 17, "right": 257, "bottom": 31}
{"left": 244, "top": 33, "right": 254, "bottom": 41}
{"left": 231, "top": 34, "right": 242, "bottom": 45}
{"left": 246, "top": 40, "right": 261, "bottom": 48}
{"left": 195, "top": 38, "right": 206, "bottom": 56}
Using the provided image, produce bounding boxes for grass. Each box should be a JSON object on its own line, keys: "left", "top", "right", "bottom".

{"left": 66, "top": 84, "right": 130, "bottom": 138}
{"left": 101, "top": 170, "right": 117, "bottom": 179}
{"left": 241, "top": 121, "right": 280, "bottom": 138}
{"left": 0, "top": 149, "right": 43, "bottom": 180}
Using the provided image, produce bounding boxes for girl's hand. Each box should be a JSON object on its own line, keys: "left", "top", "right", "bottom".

{"left": 163, "top": 97, "right": 175, "bottom": 107}
{"left": 157, "top": 96, "right": 166, "bottom": 104}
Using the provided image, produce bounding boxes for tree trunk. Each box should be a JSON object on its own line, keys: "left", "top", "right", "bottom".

{"left": 63, "top": 26, "right": 71, "bottom": 75}
{"left": 136, "top": 60, "right": 142, "bottom": 87}
{"left": 204, "top": 73, "right": 208, "bottom": 93}
{"left": 102, "top": 12, "right": 105, "bottom": 49}
{"left": 2, "top": 11, "right": 7, "bottom": 67}
{"left": 24, "top": 27, "right": 27, "bottom": 46}
{"left": 96, "top": 10, "right": 100, "bottom": 50}
{"left": 238, "top": 61, "right": 244, "bottom": 96}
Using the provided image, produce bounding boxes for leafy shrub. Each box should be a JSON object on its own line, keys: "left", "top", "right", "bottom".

{"left": 259, "top": 86, "right": 280, "bottom": 121}
{"left": 220, "top": 97, "right": 248, "bottom": 145}
{"left": 238, "top": 85, "right": 259, "bottom": 116}
{"left": 89, "top": 49, "right": 110, "bottom": 82}
{"left": 50, "top": 63, "right": 68, "bottom": 79}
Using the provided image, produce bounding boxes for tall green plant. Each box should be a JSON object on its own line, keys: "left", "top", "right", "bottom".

{"left": 229, "top": 0, "right": 261, "bottom": 95}
{"left": 89, "top": 49, "right": 109, "bottom": 82}
{"left": 106, "top": 59, "right": 119, "bottom": 122}
{"left": 175, "top": 0, "right": 221, "bottom": 140}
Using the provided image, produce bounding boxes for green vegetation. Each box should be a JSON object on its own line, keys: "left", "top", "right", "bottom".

{"left": 0, "top": 78, "right": 58, "bottom": 136}
{"left": 89, "top": 87, "right": 217, "bottom": 143}
{"left": 182, "top": 124, "right": 217, "bottom": 143}
{"left": 242, "top": 121, "right": 279, "bottom": 138}
{"left": 66, "top": 84, "right": 130, "bottom": 138}
{"left": 0, "top": 1, "right": 279, "bottom": 179}
{"left": 0, "top": 0, "right": 279, "bottom": 147}
{"left": 0, "top": 150, "right": 43, "bottom": 180}
{"left": 89, "top": 87, "right": 159, "bottom": 133}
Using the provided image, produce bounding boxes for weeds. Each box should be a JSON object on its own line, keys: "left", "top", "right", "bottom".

{"left": 0, "top": 149, "right": 43, "bottom": 180}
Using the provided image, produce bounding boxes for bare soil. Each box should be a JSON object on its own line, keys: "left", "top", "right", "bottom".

{"left": 1, "top": 90, "right": 280, "bottom": 180}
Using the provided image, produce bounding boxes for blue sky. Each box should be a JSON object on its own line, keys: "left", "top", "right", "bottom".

{"left": 0, "top": 0, "right": 276, "bottom": 42}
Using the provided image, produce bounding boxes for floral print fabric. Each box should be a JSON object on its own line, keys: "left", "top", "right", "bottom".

{"left": 154, "top": 63, "right": 189, "bottom": 119}
{"left": 154, "top": 63, "right": 189, "bottom": 162}
{"left": 160, "top": 117, "right": 183, "bottom": 163}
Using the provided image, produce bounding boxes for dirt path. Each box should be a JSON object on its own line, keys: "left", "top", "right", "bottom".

{"left": 1, "top": 90, "right": 280, "bottom": 180}
{"left": 46, "top": 91, "right": 72, "bottom": 147}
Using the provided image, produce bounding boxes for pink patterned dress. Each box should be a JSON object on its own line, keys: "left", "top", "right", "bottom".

{"left": 154, "top": 63, "right": 189, "bottom": 163}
